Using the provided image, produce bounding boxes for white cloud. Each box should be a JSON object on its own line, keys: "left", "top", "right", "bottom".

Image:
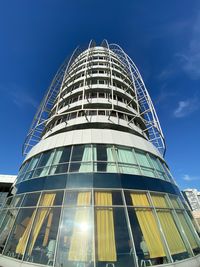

{"left": 183, "top": 174, "right": 199, "bottom": 181}
{"left": 173, "top": 97, "right": 200, "bottom": 118}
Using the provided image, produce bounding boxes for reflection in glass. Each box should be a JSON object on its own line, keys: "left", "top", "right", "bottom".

{"left": 56, "top": 207, "right": 93, "bottom": 267}
{"left": 157, "top": 210, "right": 189, "bottom": 261}
{"left": 24, "top": 207, "right": 61, "bottom": 265}
{"left": 0, "top": 209, "right": 18, "bottom": 253}
{"left": 64, "top": 191, "right": 91, "bottom": 206}
{"left": 151, "top": 194, "right": 168, "bottom": 208}
{"left": 177, "top": 212, "right": 200, "bottom": 255}
{"left": 128, "top": 208, "right": 168, "bottom": 266}
{"left": 22, "top": 192, "right": 40, "bottom": 207}
{"left": 3, "top": 208, "right": 35, "bottom": 259}
{"left": 95, "top": 204, "right": 135, "bottom": 267}
{"left": 39, "top": 191, "right": 63, "bottom": 206}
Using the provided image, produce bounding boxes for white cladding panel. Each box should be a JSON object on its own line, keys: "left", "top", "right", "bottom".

{"left": 24, "top": 128, "right": 163, "bottom": 162}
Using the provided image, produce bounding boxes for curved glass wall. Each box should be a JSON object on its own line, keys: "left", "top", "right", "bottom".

{"left": 0, "top": 190, "right": 200, "bottom": 266}
{"left": 16, "top": 144, "right": 173, "bottom": 185}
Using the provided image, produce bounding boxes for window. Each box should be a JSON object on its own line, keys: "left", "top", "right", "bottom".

{"left": 22, "top": 193, "right": 40, "bottom": 207}
{"left": 128, "top": 193, "right": 169, "bottom": 265}
{"left": 24, "top": 207, "right": 61, "bottom": 265}
{"left": 0, "top": 209, "right": 18, "bottom": 253}
{"left": 3, "top": 208, "right": 36, "bottom": 259}
{"left": 117, "top": 148, "right": 139, "bottom": 175}
{"left": 50, "top": 147, "right": 71, "bottom": 175}
{"left": 56, "top": 207, "right": 94, "bottom": 267}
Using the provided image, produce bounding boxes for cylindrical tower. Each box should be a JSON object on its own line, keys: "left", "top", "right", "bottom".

{"left": 0, "top": 40, "right": 200, "bottom": 267}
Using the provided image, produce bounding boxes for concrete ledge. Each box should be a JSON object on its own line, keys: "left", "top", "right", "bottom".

{"left": 0, "top": 254, "right": 200, "bottom": 267}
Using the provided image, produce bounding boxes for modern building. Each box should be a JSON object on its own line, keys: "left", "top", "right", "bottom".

{"left": 183, "top": 189, "right": 200, "bottom": 227}
{"left": 0, "top": 175, "right": 16, "bottom": 207}
{"left": 0, "top": 40, "right": 200, "bottom": 267}
{"left": 183, "top": 189, "right": 200, "bottom": 211}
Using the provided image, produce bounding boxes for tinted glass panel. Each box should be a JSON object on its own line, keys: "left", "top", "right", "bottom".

{"left": 24, "top": 207, "right": 61, "bottom": 265}
{"left": 3, "top": 208, "right": 36, "bottom": 259}
{"left": 22, "top": 193, "right": 40, "bottom": 207}
{"left": 71, "top": 146, "right": 84, "bottom": 162}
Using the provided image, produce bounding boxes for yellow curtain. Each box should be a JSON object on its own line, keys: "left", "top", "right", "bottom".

{"left": 151, "top": 195, "right": 168, "bottom": 208}
{"left": 178, "top": 213, "right": 198, "bottom": 249}
{"left": 95, "top": 192, "right": 117, "bottom": 262}
{"left": 27, "top": 193, "right": 56, "bottom": 255}
{"left": 68, "top": 192, "right": 92, "bottom": 261}
{"left": 131, "top": 193, "right": 150, "bottom": 206}
{"left": 158, "top": 211, "right": 186, "bottom": 255}
{"left": 15, "top": 210, "right": 36, "bottom": 255}
{"left": 42, "top": 212, "right": 53, "bottom": 246}
{"left": 171, "top": 197, "right": 180, "bottom": 209}
{"left": 130, "top": 194, "right": 166, "bottom": 258}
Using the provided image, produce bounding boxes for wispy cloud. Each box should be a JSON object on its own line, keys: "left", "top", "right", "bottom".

{"left": 183, "top": 174, "right": 200, "bottom": 182}
{"left": 173, "top": 97, "right": 200, "bottom": 118}
{"left": 177, "top": 12, "right": 200, "bottom": 80}
{"left": 10, "top": 90, "right": 38, "bottom": 109}
{"left": 0, "top": 83, "right": 38, "bottom": 109}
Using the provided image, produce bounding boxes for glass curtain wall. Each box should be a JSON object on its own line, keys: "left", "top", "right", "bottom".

{"left": 16, "top": 144, "right": 174, "bottom": 184}
{"left": 0, "top": 189, "right": 200, "bottom": 266}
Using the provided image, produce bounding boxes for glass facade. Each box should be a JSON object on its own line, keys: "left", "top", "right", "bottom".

{"left": 16, "top": 144, "right": 173, "bottom": 185}
{"left": 0, "top": 190, "right": 199, "bottom": 266}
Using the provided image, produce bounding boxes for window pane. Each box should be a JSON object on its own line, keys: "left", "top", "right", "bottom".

{"left": 22, "top": 193, "right": 40, "bottom": 207}
{"left": 56, "top": 208, "right": 94, "bottom": 267}
{"left": 135, "top": 151, "right": 151, "bottom": 168}
{"left": 64, "top": 191, "right": 92, "bottom": 206}
{"left": 130, "top": 192, "right": 150, "bottom": 207}
{"left": 95, "top": 145, "right": 107, "bottom": 161}
{"left": 157, "top": 210, "right": 189, "bottom": 261}
{"left": 177, "top": 212, "right": 200, "bottom": 254}
{"left": 119, "top": 164, "right": 140, "bottom": 175}
{"left": 39, "top": 191, "right": 64, "bottom": 206}
{"left": 37, "top": 150, "right": 55, "bottom": 168}
{"left": 71, "top": 145, "right": 84, "bottom": 162}
{"left": 95, "top": 207, "right": 135, "bottom": 267}
{"left": 94, "top": 191, "right": 123, "bottom": 206}
{"left": 24, "top": 207, "right": 61, "bottom": 265}
{"left": 170, "top": 196, "right": 181, "bottom": 209}
{"left": 117, "top": 147, "right": 136, "bottom": 164}
{"left": 128, "top": 208, "right": 169, "bottom": 265}
{"left": 151, "top": 194, "right": 168, "bottom": 208}
{"left": 0, "top": 209, "right": 18, "bottom": 253}
{"left": 11, "top": 195, "right": 24, "bottom": 207}
{"left": 3, "top": 208, "right": 36, "bottom": 259}
{"left": 52, "top": 147, "right": 71, "bottom": 164}
{"left": 141, "top": 167, "right": 155, "bottom": 178}
{"left": 149, "top": 156, "right": 163, "bottom": 172}
{"left": 27, "top": 155, "right": 40, "bottom": 172}
{"left": 50, "top": 163, "right": 69, "bottom": 175}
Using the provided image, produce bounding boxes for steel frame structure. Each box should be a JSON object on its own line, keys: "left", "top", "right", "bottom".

{"left": 22, "top": 40, "right": 166, "bottom": 156}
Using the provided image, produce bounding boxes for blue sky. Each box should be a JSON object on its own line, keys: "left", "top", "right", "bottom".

{"left": 0, "top": 0, "right": 200, "bottom": 190}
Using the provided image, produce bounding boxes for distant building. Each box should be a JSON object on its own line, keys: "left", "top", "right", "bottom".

{"left": 0, "top": 175, "right": 16, "bottom": 207}
{"left": 183, "top": 189, "right": 200, "bottom": 226}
